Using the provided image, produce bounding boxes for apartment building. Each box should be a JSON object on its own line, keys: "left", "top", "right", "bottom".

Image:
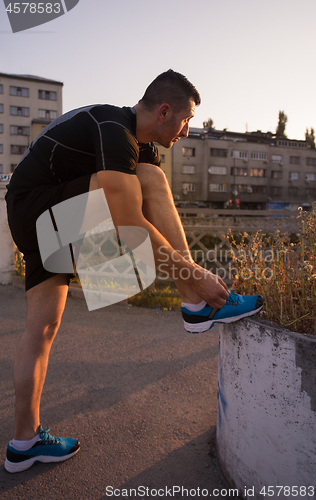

{"left": 171, "top": 128, "right": 316, "bottom": 210}
{"left": 0, "top": 72, "right": 63, "bottom": 174}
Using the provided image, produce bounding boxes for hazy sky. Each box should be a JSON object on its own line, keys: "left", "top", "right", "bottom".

{"left": 1, "top": 0, "right": 315, "bottom": 140}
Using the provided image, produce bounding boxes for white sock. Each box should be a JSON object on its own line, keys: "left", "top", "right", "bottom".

{"left": 182, "top": 300, "right": 207, "bottom": 311}
{"left": 11, "top": 434, "right": 40, "bottom": 451}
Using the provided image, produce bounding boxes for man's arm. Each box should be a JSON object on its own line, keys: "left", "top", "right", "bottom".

{"left": 96, "top": 170, "right": 228, "bottom": 308}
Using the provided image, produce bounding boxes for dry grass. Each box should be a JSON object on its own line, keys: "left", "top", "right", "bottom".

{"left": 224, "top": 204, "right": 316, "bottom": 334}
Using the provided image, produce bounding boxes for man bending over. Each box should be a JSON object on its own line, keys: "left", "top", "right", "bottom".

{"left": 4, "top": 70, "right": 263, "bottom": 473}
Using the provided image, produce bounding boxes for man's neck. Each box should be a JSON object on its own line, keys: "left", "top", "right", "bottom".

{"left": 133, "top": 103, "right": 157, "bottom": 144}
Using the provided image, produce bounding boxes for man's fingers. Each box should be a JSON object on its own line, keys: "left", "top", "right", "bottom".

{"left": 195, "top": 272, "right": 229, "bottom": 308}
{"left": 218, "top": 277, "right": 229, "bottom": 293}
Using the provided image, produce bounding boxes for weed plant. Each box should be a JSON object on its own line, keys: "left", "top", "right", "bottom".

{"left": 225, "top": 204, "right": 316, "bottom": 334}
{"left": 14, "top": 250, "right": 25, "bottom": 279}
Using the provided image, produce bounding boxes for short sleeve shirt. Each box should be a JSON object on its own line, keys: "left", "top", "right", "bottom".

{"left": 9, "top": 104, "right": 160, "bottom": 189}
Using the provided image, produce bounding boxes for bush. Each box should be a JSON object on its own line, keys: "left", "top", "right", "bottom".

{"left": 225, "top": 204, "right": 316, "bottom": 334}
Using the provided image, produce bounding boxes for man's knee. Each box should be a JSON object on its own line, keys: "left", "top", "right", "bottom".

{"left": 25, "top": 274, "right": 68, "bottom": 344}
{"left": 137, "top": 163, "right": 169, "bottom": 195}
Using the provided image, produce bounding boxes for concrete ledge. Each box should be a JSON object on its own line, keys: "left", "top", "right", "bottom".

{"left": 216, "top": 317, "right": 316, "bottom": 499}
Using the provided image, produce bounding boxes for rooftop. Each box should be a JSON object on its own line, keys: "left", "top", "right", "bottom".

{"left": 188, "top": 127, "right": 309, "bottom": 147}
{"left": 0, "top": 72, "right": 63, "bottom": 85}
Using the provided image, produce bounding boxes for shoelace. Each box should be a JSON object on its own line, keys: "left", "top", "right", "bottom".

{"left": 226, "top": 292, "right": 241, "bottom": 306}
{"left": 39, "top": 427, "right": 60, "bottom": 445}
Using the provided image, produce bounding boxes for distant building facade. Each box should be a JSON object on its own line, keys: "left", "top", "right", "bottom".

{"left": 170, "top": 128, "right": 316, "bottom": 210}
{"left": 0, "top": 72, "right": 63, "bottom": 174}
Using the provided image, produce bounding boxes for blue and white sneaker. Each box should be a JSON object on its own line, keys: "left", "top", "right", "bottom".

{"left": 4, "top": 426, "right": 80, "bottom": 473}
{"left": 181, "top": 292, "right": 264, "bottom": 333}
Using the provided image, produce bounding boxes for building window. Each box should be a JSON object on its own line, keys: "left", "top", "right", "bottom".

{"left": 182, "top": 147, "right": 195, "bottom": 157}
{"left": 289, "top": 172, "right": 299, "bottom": 181}
{"left": 10, "top": 125, "right": 30, "bottom": 136}
{"left": 272, "top": 171, "right": 283, "bottom": 179}
{"left": 271, "top": 187, "right": 282, "bottom": 195}
{"left": 208, "top": 166, "right": 227, "bottom": 175}
{"left": 0, "top": 124, "right": 3, "bottom": 134}
{"left": 231, "top": 167, "right": 247, "bottom": 176}
{"left": 11, "top": 164, "right": 17, "bottom": 172}
{"left": 231, "top": 150, "right": 248, "bottom": 160}
{"left": 39, "top": 109, "right": 57, "bottom": 120}
{"left": 290, "top": 156, "right": 300, "bottom": 165}
{"left": 10, "top": 86, "right": 29, "bottom": 97}
{"left": 0, "top": 144, "right": 3, "bottom": 153}
{"left": 250, "top": 168, "right": 265, "bottom": 177}
{"left": 277, "top": 140, "right": 307, "bottom": 149}
{"left": 0, "top": 164, "right": 2, "bottom": 173}
{"left": 210, "top": 148, "right": 228, "bottom": 158}
{"left": 182, "top": 182, "right": 195, "bottom": 192}
{"left": 252, "top": 185, "right": 266, "bottom": 194}
{"left": 38, "top": 90, "right": 57, "bottom": 101}
{"left": 307, "top": 157, "right": 316, "bottom": 166}
{"left": 289, "top": 187, "right": 298, "bottom": 196}
{"left": 306, "top": 173, "right": 316, "bottom": 182}
{"left": 272, "top": 155, "right": 283, "bottom": 164}
{"left": 232, "top": 184, "right": 248, "bottom": 194}
{"left": 182, "top": 165, "right": 196, "bottom": 174}
{"left": 209, "top": 183, "right": 227, "bottom": 192}
{"left": 306, "top": 188, "right": 316, "bottom": 196}
{"left": 11, "top": 145, "right": 28, "bottom": 155}
{"left": 0, "top": 104, "right": 3, "bottom": 113}
{"left": 0, "top": 85, "right": 3, "bottom": 94}
{"left": 10, "top": 106, "right": 30, "bottom": 117}
{"left": 251, "top": 152, "right": 267, "bottom": 161}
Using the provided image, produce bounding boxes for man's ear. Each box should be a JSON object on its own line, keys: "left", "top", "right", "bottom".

{"left": 158, "top": 103, "right": 172, "bottom": 123}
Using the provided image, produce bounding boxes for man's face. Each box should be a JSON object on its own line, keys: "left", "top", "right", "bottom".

{"left": 157, "top": 99, "right": 196, "bottom": 148}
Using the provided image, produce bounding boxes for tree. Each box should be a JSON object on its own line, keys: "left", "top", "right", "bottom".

{"left": 305, "top": 127, "right": 315, "bottom": 149}
{"left": 203, "top": 118, "right": 214, "bottom": 130}
{"left": 275, "top": 111, "right": 288, "bottom": 137}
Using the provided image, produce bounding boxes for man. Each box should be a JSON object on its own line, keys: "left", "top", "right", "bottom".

{"left": 4, "top": 70, "right": 263, "bottom": 473}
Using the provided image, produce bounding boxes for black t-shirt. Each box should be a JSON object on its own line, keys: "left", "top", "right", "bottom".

{"left": 8, "top": 104, "right": 160, "bottom": 189}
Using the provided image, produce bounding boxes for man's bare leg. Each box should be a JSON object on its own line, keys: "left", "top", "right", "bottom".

{"left": 13, "top": 175, "right": 107, "bottom": 441}
{"left": 13, "top": 274, "right": 69, "bottom": 440}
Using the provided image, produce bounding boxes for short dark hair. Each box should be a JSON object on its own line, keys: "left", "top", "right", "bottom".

{"left": 139, "top": 69, "right": 201, "bottom": 112}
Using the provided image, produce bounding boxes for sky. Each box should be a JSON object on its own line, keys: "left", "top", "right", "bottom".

{"left": 0, "top": 0, "right": 315, "bottom": 140}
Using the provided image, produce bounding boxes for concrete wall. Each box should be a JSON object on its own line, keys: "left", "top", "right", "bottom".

{"left": 0, "top": 179, "right": 14, "bottom": 284}
{"left": 216, "top": 317, "right": 316, "bottom": 499}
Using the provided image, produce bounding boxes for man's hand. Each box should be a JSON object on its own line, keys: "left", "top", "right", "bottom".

{"left": 189, "top": 266, "right": 229, "bottom": 309}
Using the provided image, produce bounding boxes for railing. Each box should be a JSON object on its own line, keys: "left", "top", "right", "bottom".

{"left": 156, "top": 207, "right": 301, "bottom": 285}
{"left": 177, "top": 207, "right": 297, "bottom": 218}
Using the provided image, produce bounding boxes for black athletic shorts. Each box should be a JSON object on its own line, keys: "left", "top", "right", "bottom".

{"left": 5, "top": 172, "right": 92, "bottom": 291}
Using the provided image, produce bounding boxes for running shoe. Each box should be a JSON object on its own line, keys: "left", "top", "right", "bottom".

{"left": 4, "top": 426, "right": 80, "bottom": 473}
{"left": 181, "top": 292, "right": 264, "bottom": 333}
